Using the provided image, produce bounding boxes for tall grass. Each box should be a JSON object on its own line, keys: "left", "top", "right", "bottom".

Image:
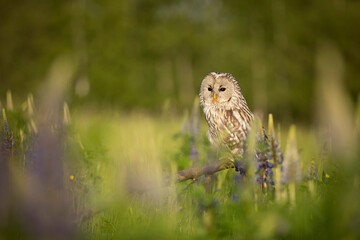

{"left": 1, "top": 97, "right": 359, "bottom": 239}
{"left": 1, "top": 53, "right": 360, "bottom": 239}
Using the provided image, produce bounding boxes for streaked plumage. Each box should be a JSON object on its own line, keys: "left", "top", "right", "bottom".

{"left": 199, "top": 72, "right": 253, "bottom": 157}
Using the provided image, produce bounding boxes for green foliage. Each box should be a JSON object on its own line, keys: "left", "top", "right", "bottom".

{"left": 1, "top": 0, "right": 360, "bottom": 121}
{"left": 1, "top": 2, "right": 360, "bottom": 236}
{"left": 1, "top": 95, "right": 360, "bottom": 239}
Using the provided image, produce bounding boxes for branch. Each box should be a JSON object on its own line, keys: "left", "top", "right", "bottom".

{"left": 173, "top": 159, "right": 235, "bottom": 183}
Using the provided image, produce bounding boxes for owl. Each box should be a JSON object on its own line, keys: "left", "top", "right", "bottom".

{"left": 199, "top": 72, "right": 254, "bottom": 160}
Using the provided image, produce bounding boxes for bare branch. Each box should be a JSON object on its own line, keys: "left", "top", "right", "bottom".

{"left": 172, "top": 159, "right": 235, "bottom": 183}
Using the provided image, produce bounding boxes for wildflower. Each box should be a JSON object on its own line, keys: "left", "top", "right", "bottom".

{"left": 325, "top": 173, "right": 330, "bottom": 179}
{"left": 189, "top": 97, "right": 201, "bottom": 139}
{"left": 178, "top": 206, "right": 183, "bottom": 211}
{"left": 180, "top": 98, "right": 201, "bottom": 162}
{"left": 2, "top": 109, "right": 16, "bottom": 152}
{"left": 255, "top": 134, "right": 274, "bottom": 186}
{"left": 189, "top": 98, "right": 201, "bottom": 160}
{"left": 69, "top": 175, "right": 75, "bottom": 181}
{"left": 189, "top": 143, "right": 200, "bottom": 160}
{"left": 306, "top": 161, "right": 318, "bottom": 181}
{"left": 254, "top": 115, "right": 284, "bottom": 187}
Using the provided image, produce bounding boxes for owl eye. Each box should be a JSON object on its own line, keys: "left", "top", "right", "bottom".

{"left": 208, "top": 87, "right": 213, "bottom": 91}
{"left": 219, "top": 87, "right": 226, "bottom": 92}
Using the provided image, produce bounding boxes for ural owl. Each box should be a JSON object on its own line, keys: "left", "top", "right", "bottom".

{"left": 199, "top": 72, "right": 254, "bottom": 159}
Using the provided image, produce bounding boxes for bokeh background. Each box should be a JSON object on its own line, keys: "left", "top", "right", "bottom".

{"left": 1, "top": 0, "right": 360, "bottom": 122}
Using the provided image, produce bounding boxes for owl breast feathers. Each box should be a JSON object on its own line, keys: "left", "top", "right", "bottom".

{"left": 199, "top": 72, "right": 254, "bottom": 156}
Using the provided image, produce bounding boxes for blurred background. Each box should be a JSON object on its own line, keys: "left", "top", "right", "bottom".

{"left": 1, "top": 0, "right": 360, "bottom": 123}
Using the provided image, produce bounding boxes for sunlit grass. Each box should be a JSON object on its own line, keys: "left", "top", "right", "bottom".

{"left": 1, "top": 90, "right": 359, "bottom": 239}
{"left": 71, "top": 111, "right": 185, "bottom": 238}
{"left": 63, "top": 107, "right": 357, "bottom": 239}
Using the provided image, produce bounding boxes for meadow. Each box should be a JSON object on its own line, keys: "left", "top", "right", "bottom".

{"left": 1, "top": 1, "right": 360, "bottom": 239}
{"left": 1, "top": 85, "right": 360, "bottom": 239}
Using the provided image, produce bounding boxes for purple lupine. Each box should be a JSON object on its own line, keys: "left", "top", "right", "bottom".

{"left": 183, "top": 98, "right": 201, "bottom": 161}
{"left": 306, "top": 161, "right": 318, "bottom": 181}
{"left": 255, "top": 127, "right": 283, "bottom": 188}
{"left": 2, "top": 115, "right": 16, "bottom": 153}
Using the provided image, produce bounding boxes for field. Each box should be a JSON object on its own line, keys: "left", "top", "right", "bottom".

{"left": 1, "top": 1, "right": 360, "bottom": 239}
{"left": 1, "top": 90, "right": 360, "bottom": 240}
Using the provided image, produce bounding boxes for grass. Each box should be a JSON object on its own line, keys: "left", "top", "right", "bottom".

{"left": 1, "top": 92, "right": 360, "bottom": 240}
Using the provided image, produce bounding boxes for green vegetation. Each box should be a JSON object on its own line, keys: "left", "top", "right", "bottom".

{"left": 1, "top": 0, "right": 360, "bottom": 121}
{"left": 1, "top": 1, "right": 360, "bottom": 239}
{"left": 1, "top": 85, "right": 359, "bottom": 239}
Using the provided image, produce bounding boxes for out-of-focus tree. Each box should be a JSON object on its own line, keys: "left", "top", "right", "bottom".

{"left": 1, "top": 0, "right": 359, "bottom": 123}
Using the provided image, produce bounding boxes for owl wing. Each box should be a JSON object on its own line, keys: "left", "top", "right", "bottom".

{"left": 221, "top": 109, "right": 250, "bottom": 156}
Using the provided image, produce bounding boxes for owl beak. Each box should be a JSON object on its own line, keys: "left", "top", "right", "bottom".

{"left": 212, "top": 93, "right": 217, "bottom": 103}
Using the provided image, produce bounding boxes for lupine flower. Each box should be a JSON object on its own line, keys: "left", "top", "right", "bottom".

{"left": 182, "top": 98, "right": 201, "bottom": 161}
{"left": 306, "top": 160, "right": 318, "bottom": 181}
{"left": 255, "top": 114, "right": 284, "bottom": 188}
{"left": 189, "top": 97, "right": 201, "bottom": 139}
{"left": 189, "top": 144, "right": 200, "bottom": 160}
{"left": 2, "top": 109, "right": 16, "bottom": 153}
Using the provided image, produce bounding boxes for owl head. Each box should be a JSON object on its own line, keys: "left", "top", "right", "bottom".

{"left": 199, "top": 72, "right": 244, "bottom": 109}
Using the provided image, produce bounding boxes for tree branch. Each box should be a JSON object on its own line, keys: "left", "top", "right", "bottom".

{"left": 173, "top": 159, "right": 235, "bottom": 182}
